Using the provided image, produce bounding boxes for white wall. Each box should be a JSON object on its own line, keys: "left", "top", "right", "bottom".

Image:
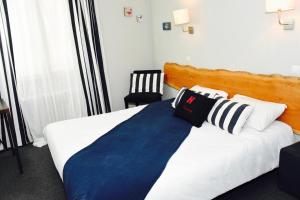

{"left": 95, "top": 0, "right": 300, "bottom": 110}
{"left": 95, "top": 0, "right": 153, "bottom": 111}
{"left": 151, "top": 0, "right": 300, "bottom": 76}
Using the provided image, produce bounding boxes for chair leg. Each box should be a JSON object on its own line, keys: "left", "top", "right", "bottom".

{"left": 4, "top": 112, "right": 23, "bottom": 174}
{"left": 4, "top": 115, "right": 14, "bottom": 155}
{"left": 0, "top": 139, "right": 7, "bottom": 150}
{"left": 0, "top": 115, "right": 8, "bottom": 150}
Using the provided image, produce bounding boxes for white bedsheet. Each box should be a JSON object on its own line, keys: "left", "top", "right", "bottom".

{"left": 44, "top": 105, "right": 294, "bottom": 200}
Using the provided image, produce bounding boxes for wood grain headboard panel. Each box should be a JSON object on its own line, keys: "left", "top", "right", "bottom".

{"left": 164, "top": 63, "right": 300, "bottom": 134}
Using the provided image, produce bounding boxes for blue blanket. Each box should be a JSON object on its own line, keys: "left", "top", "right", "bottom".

{"left": 63, "top": 99, "right": 192, "bottom": 200}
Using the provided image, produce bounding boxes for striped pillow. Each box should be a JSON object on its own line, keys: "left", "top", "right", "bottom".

{"left": 172, "top": 88, "right": 224, "bottom": 108}
{"left": 207, "top": 98, "right": 253, "bottom": 134}
{"left": 172, "top": 87, "right": 188, "bottom": 108}
{"left": 190, "top": 85, "right": 228, "bottom": 99}
{"left": 195, "top": 91, "right": 224, "bottom": 99}
{"left": 130, "top": 73, "right": 164, "bottom": 95}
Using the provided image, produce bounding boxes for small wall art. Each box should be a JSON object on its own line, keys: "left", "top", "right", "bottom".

{"left": 124, "top": 7, "right": 133, "bottom": 17}
{"left": 162, "top": 22, "right": 172, "bottom": 31}
{"left": 136, "top": 15, "right": 143, "bottom": 23}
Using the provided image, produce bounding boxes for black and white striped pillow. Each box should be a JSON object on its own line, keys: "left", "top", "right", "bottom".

{"left": 190, "top": 85, "right": 228, "bottom": 99}
{"left": 207, "top": 98, "right": 253, "bottom": 134}
{"left": 195, "top": 91, "right": 224, "bottom": 99}
{"left": 195, "top": 91, "right": 212, "bottom": 98}
{"left": 172, "top": 88, "right": 223, "bottom": 108}
{"left": 130, "top": 73, "right": 164, "bottom": 95}
{"left": 172, "top": 87, "right": 188, "bottom": 108}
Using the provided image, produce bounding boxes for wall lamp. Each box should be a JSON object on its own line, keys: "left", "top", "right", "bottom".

{"left": 173, "top": 9, "right": 194, "bottom": 34}
{"left": 266, "top": 0, "right": 296, "bottom": 30}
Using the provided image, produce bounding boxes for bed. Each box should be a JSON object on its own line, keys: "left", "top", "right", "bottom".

{"left": 45, "top": 63, "right": 299, "bottom": 200}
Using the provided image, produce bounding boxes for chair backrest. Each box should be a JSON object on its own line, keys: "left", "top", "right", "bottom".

{"left": 133, "top": 70, "right": 162, "bottom": 74}
{"left": 130, "top": 70, "right": 164, "bottom": 94}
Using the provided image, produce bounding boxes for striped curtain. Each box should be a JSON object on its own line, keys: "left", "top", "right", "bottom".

{"left": 0, "top": 0, "right": 31, "bottom": 150}
{"left": 68, "top": 0, "right": 111, "bottom": 116}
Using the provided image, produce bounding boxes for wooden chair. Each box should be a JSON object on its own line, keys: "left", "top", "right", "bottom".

{"left": 0, "top": 99, "right": 23, "bottom": 174}
{"left": 124, "top": 70, "right": 163, "bottom": 108}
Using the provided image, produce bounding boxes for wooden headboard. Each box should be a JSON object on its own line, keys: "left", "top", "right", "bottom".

{"left": 164, "top": 63, "right": 300, "bottom": 134}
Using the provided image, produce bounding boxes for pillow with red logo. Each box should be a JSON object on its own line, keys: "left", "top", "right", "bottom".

{"left": 174, "top": 89, "right": 217, "bottom": 127}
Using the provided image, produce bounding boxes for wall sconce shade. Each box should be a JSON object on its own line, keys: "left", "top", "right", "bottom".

{"left": 173, "top": 9, "right": 190, "bottom": 25}
{"left": 265, "top": 0, "right": 296, "bottom": 30}
{"left": 172, "top": 9, "right": 194, "bottom": 34}
{"left": 266, "top": 0, "right": 295, "bottom": 12}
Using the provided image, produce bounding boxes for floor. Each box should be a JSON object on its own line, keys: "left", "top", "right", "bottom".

{"left": 0, "top": 145, "right": 298, "bottom": 200}
{"left": 0, "top": 145, "right": 65, "bottom": 200}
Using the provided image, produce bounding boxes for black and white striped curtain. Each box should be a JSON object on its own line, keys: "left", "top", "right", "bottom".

{"left": 69, "top": 0, "right": 111, "bottom": 116}
{"left": 0, "top": 0, "right": 31, "bottom": 150}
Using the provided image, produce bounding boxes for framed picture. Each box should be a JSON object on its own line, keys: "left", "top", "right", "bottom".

{"left": 124, "top": 7, "right": 133, "bottom": 17}
{"left": 162, "top": 22, "right": 172, "bottom": 31}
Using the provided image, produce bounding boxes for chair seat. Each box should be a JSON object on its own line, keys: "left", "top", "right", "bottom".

{"left": 124, "top": 93, "right": 162, "bottom": 104}
{"left": 125, "top": 69, "right": 164, "bottom": 109}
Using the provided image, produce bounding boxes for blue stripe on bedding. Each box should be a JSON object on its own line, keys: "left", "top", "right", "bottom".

{"left": 63, "top": 99, "right": 192, "bottom": 200}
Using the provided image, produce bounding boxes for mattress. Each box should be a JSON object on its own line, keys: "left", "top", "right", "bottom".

{"left": 44, "top": 105, "right": 294, "bottom": 200}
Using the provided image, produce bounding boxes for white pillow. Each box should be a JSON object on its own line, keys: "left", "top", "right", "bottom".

{"left": 190, "top": 85, "right": 228, "bottom": 99}
{"left": 207, "top": 98, "right": 253, "bottom": 135}
{"left": 231, "top": 94, "right": 287, "bottom": 131}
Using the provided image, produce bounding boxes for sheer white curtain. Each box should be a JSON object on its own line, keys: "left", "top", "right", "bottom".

{"left": 8, "top": 0, "right": 87, "bottom": 147}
